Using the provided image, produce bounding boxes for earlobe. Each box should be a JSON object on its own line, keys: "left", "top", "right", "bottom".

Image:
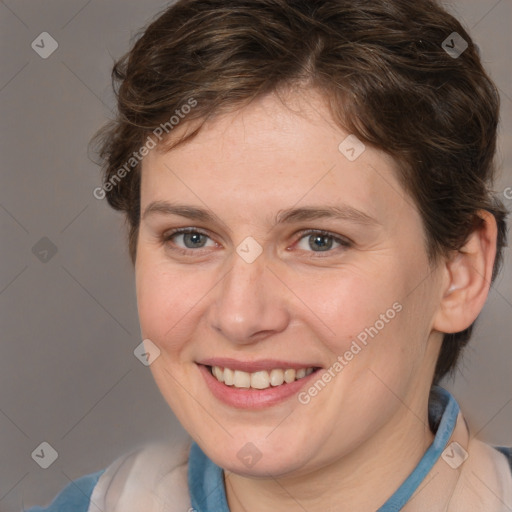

{"left": 433, "top": 210, "right": 498, "bottom": 334}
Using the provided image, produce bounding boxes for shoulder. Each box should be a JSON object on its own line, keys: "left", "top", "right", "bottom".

{"left": 23, "top": 437, "right": 193, "bottom": 512}
{"left": 453, "top": 440, "right": 512, "bottom": 511}
{"left": 23, "top": 470, "right": 105, "bottom": 512}
{"left": 89, "top": 436, "right": 193, "bottom": 512}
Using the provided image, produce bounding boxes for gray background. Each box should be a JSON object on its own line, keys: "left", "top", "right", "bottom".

{"left": 0, "top": 0, "right": 510, "bottom": 509}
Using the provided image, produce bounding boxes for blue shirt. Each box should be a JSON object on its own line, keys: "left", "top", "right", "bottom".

{"left": 25, "top": 387, "right": 511, "bottom": 512}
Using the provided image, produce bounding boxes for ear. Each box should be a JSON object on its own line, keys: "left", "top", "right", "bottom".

{"left": 433, "top": 210, "right": 498, "bottom": 334}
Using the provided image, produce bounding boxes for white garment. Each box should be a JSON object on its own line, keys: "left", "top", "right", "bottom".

{"left": 88, "top": 438, "right": 193, "bottom": 512}
{"left": 87, "top": 427, "right": 512, "bottom": 512}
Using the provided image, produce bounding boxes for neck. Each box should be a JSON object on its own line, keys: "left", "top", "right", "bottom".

{"left": 224, "top": 402, "right": 434, "bottom": 512}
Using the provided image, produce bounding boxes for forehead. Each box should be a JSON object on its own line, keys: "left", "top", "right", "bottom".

{"left": 140, "top": 89, "right": 415, "bottom": 228}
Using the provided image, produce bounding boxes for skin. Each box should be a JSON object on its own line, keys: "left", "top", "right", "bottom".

{"left": 135, "top": 87, "right": 497, "bottom": 511}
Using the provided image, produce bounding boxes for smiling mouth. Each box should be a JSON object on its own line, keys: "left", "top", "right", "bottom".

{"left": 207, "top": 365, "right": 321, "bottom": 390}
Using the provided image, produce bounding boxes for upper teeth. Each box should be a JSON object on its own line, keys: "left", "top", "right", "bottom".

{"left": 211, "top": 366, "right": 315, "bottom": 389}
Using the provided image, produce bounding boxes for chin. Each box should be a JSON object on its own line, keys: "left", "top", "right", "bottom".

{"left": 204, "top": 436, "right": 315, "bottom": 479}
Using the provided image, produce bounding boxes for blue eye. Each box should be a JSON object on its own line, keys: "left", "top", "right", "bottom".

{"left": 295, "top": 230, "right": 351, "bottom": 253}
{"left": 164, "top": 228, "right": 215, "bottom": 250}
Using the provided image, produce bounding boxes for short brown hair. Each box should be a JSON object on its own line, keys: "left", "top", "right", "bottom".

{"left": 92, "top": 0, "right": 508, "bottom": 383}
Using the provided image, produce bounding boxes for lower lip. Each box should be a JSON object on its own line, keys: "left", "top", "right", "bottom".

{"left": 198, "top": 364, "right": 321, "bottom": 409}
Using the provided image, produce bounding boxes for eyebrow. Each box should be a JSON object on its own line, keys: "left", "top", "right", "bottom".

{"left": 142, "top": 201, "right": 379, "bottom": 228}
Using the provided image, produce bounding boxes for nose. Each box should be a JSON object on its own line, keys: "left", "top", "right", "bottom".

{"left": 208, "top": 250, "right": 290, "bottom": 345}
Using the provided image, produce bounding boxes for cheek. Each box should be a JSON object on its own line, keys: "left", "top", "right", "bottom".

{"left": 288, "top": 265, "right": 402, "bottom": 348}
{"left": 302, "top": 262, "right": 425, "bottom": 384}
{"left": 135, "top": 253, "right": 201, "bottom": 352}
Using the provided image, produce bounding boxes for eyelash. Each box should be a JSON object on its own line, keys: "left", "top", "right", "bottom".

{"left": 161, "top": 227, "right": 352, "bottom": 257}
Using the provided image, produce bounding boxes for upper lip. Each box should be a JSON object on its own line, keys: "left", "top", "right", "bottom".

{"left": 197, "top": 357, "right": 322, "bottom": 373}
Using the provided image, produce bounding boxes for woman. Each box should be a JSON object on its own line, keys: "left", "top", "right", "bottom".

{"left": 27, "top": 0, "right": 511, "bottom": 510}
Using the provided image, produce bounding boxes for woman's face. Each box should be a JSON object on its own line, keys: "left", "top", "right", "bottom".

{"left": 135, "top": 88, "right": 445, "bottom": 477}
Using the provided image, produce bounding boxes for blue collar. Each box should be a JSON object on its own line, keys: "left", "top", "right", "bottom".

{"left": 188, "top": 386, "right": 459, "bottom": 512}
